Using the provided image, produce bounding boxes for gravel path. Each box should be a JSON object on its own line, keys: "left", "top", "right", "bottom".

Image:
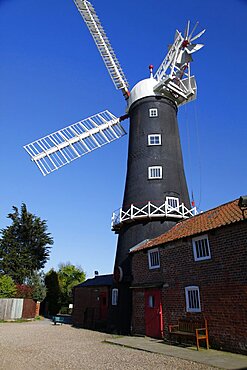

{"left": 0, "top": 319, "right": 217, "bottom": 369}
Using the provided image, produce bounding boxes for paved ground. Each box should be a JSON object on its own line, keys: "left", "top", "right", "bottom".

{"left": 0, "top": 319, "right": 246, "bottom": 370}
{"left": 106, "top": 336, "right": 247, "bottom": 370}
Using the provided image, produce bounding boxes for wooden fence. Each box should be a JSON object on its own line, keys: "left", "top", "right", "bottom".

{"left": 0, "top": 298, "right": 38, "bottom": 320}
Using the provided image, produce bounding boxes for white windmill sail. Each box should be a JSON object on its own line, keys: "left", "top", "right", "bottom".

{"left": 73, "top": 0, "right": 129, "bottom": 98}
{"left": 153, "top": 21, "right": 205, "bottom": 106}
{"left": 24, "top": 111, "right": 126, "bottom": 176}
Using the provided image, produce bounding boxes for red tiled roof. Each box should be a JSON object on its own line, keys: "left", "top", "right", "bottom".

{"left": 130, "top": 198, "right": 246, "bottom": 253}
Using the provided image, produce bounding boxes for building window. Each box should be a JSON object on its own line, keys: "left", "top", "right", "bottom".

{"left": 185, "top": 286, "right": 201, "bottom": 312}
{"left": 148, "top": 295, "right": 155, "bottom": 308}
{"left": 149, "top": 108, "right": 158, "bottom": 117}
{"left": 166, "top": 196, "right": 179, "bottom": 210}
{"left": 148, "top": 248, "right": 160, "bottom": 269}
{"left": 148, "top": 134, "right": 161, "bottom": 146}
{"left": 112, "top": 288, "right": 118, "bottom": 306}
{"left": 192, "top": 235, "right": 211, "bottom": 261}
{"left": 148, "top": 166, "right": 162, "bottom": 179}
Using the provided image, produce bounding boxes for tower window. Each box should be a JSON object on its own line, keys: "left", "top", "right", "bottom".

{"left": 166, "top": 196, "right": 179, "bottom": 210}
{"left": 148, "top": 134, "right": 161, "bottom": 146}
{"left": 112, "top": 288, "right": 118, "bottom": 306}
{"left": 149, "top": 108, "right": 158, "bottom": 117}
{"left": 148, "top": 166, "right": 162, "bottom": 179}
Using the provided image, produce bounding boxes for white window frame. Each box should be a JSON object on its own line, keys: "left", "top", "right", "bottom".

{"left": 148, "top": 134, "right": 161, "bottom": 146}
{"left": 112, "top": 288, "right": 118, "bottom": 306}
{"left": 149, "top": 108, "right": 158, "bottom": 117}
{"left": 166, "top": 196, "right": 179, "bottom": 211}
{"left": 148, "top": 166, "right": 162, "bottom": 179}
{"left": 185, "top": 286, "right": 201, "bottom": 313}
{"left": 148, "top": 248, "right": 160, "bottom": 269}
{"left": 192, "top": 234, "right": 211, "bottom": 261}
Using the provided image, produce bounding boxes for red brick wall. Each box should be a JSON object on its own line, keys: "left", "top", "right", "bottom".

{"left": 72, "top": 286, "right": 109, "bottom": 328}
{"left": 131, "top": 221, "right": 247, "bottom": 354}
{"left": 132, "top": 289, "right": 145, "bottom": 335}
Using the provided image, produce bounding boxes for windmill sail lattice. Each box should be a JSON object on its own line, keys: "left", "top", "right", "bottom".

{"left": 24, "top": 111, "right": 126, "bottom": 176}
{"left": 153, "top": 21, "right": 205, "bottom": 106}
{"left": 73, "top": 0, "right": 129, "bottom": 97}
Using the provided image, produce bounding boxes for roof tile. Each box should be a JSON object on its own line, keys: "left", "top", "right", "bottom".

{"left": 130, "top": 198, "right": 246, "bottom": 253}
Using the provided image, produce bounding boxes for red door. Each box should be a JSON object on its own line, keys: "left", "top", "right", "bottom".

{"left": 99, "top": 292, "right": 107, "bottom": 320}
{"left": 145, "top": 289, "right": 164, "bottom": 338}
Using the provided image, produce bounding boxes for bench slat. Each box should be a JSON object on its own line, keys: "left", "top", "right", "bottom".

{"left": 169, "top": 318, "right": 209, "bottom": 350}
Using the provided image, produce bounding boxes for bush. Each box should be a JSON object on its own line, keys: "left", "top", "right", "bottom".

{"left": 0, "top": 275, "right": 17, "bottom": 298}
{"left": 15, "top": 284, "right": 33, "bottom": 298}
{"left": 59, "top": 306, "right": 69, "bottom": 314}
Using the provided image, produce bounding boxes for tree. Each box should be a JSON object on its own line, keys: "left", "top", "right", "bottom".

{"left": 0, "top": 274, "right": 17, "bottom": 298}
{"left": 45, "top": 269, "right": 61, "bottom": 315}
{"left": 57, "top": 263, "right": 86, "bottom": 307}
{"left": 0, "top": 203, "right": 53, "bottom": 284}
{"left": 27, "top": 270, "right": 46, "bottom": 302}
{"left": 44, "top": 263, "right": 86, "bottom": 315}
{"left": 15, "top": 271, "right": 46, "bottom": 301}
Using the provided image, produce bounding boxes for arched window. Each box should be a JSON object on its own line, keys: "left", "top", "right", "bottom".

{"left": 112, "top": 288, "right": 118, "bottom": 306}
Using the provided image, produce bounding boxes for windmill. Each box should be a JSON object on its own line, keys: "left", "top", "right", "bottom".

{"left": 24, "top": 1, "right": 205, "bottom": 333}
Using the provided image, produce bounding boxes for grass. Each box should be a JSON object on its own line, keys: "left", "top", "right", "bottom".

{"left": 0, "top": 316, "right": 43, "bottom": 323}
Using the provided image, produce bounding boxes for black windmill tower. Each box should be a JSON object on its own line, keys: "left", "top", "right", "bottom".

{"left": 24, "top": 2, "right": 205, "bottom": 333}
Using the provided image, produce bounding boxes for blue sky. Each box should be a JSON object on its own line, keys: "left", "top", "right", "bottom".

{"left": 0, "top": 0, "right": 246, "bottom": 278}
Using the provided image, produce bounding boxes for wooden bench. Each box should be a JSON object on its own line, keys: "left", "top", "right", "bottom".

{"left": 169, "top": 318, "right": 209, "bottom": 350}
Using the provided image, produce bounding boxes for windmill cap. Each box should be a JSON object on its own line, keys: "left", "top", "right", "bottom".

{"left": 127, "top": 77, "right": 158, "bottom": 111}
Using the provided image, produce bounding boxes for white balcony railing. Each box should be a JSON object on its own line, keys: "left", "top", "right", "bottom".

{"left": 111, "top": 197, "right": 197, "bottom": 231}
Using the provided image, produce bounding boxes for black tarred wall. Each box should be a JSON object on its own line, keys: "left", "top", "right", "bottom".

{"left": 112, "top": 95, "right": 190, "bottom": 334}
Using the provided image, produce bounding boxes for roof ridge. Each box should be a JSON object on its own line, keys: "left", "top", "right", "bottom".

{"left": 193, "top": 198, "right": 238, "bottom": 218}
{"left": 130, "top": 198, "right": 244, "bottom": 253}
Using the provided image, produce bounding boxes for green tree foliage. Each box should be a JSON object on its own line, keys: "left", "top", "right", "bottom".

{"left": 0, "top": 274, "right": 17, "bottom": 298}
{"left": 27, "top": 271, "right": 46, "bottom": 302}
{"left": 58, "top": 263, "right": 86, "bottom": 307}
{"left": 0, "top": 204, "right": 53, "bottom": 284}
{"left": 45, "top": 269, "right": 61, "bottom": 315}
{"left": 44, "top": 263, "right": 86, "bottom": 315}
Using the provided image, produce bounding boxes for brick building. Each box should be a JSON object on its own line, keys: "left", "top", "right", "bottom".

{"left": 130, "top": 198, "right": 247, "bottom": 354}
{"left": 72, "top": 274, "right": 113, "bottom": 331}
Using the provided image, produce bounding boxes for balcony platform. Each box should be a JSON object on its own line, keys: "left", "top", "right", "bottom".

{"left": 111, "top": 198, "right": 197, "bottom": 232}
